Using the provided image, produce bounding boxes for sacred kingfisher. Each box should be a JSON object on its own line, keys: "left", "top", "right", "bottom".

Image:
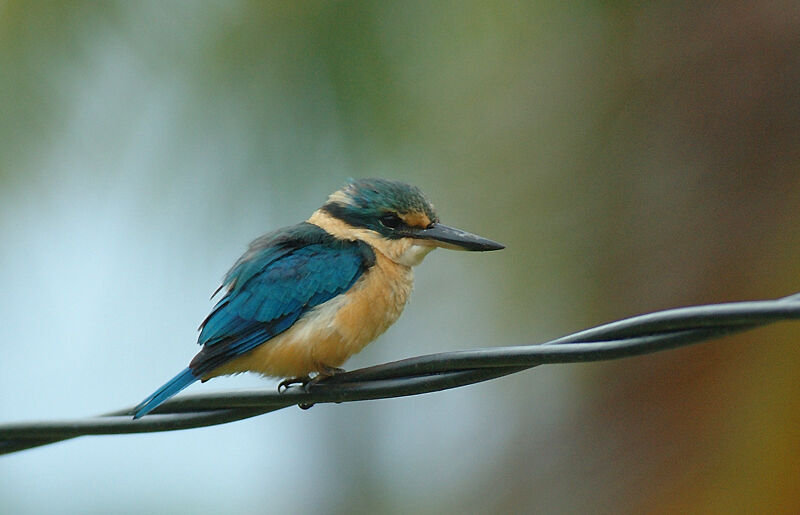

{"left": 133, "top": 178, "right": 503, "bottom": 418}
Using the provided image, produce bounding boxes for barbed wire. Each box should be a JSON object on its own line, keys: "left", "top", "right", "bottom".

{"left": 3, "top": 292, "right": 800, "bottom": 456}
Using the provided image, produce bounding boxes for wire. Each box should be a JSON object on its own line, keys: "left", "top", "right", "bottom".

{"left": 3, "top": 292, "right": 800, "bottom": 456}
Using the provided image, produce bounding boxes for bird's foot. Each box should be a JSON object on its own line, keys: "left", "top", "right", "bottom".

{"left": 279, "top": 367, "right": 346, "bottom": 409}
{"left": 279, "top": 376, "right": 315, "bottom": 410}
{"left": 316, "top": 366, "right": 345, "bottom": 378}
{"left": 297, "top": 366, "right": 346, "bottom": 409}
{"left": 278, "top": 376, "right": 310, "bottom": 394}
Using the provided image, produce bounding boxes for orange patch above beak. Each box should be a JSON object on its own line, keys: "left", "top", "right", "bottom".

{"left": 398, "top": 212, "right": 432, "bottom": 229}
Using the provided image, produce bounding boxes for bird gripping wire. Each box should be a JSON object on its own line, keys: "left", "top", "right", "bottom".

{"left": 2, "top": 291, "right": 800, "bottom": 456}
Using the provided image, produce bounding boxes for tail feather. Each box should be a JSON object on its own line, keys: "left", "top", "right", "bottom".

{"left": 133, "top": 368, "right": 198, "bottom": 419}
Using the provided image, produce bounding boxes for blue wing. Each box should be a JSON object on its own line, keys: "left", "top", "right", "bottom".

{"left": 133, "top": 222, "right": 374, "bottom": 419}
{"left": 190, "top": 239, "right": 371, "bottom": 374}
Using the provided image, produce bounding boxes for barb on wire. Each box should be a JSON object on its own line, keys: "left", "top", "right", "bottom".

{"left": 3, "top": 292, "right": 800, "bottom": 456}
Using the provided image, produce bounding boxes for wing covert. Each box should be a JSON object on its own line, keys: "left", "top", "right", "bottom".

{"left": 191, "top": 232, "right": 374, "bottom": 376}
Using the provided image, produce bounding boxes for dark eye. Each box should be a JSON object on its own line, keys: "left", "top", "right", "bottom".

{"left": 379, "top": 213, "right": 403, "bottom": 229}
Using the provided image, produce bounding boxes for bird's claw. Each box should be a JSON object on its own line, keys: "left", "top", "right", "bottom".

{"left": 277, "top": 376, "right": 318, "bottom": 409}
{"left": 278, "top": 376, "right": 310, "bottom": 394}
{"left": 278, "top": 367, "right": 346, "bottom": 409}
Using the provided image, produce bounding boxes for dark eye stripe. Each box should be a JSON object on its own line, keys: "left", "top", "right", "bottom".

{"left": 379, "top": 213, "right": 403, "bottom": 229}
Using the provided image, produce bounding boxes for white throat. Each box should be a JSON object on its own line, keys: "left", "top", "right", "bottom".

{"left": 396, "top": 244, "right": 436, "bottom": 267}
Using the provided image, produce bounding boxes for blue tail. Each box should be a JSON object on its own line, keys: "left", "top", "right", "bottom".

{"left": 133, "top": 368, "right": 198, "bottom": 419}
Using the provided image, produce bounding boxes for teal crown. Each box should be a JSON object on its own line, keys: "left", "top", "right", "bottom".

{"left": 322, "top": 178, "right": 439, "bottom": 237}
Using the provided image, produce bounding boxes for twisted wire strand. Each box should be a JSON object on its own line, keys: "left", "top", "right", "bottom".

{"left": 3, "top": 292, "right": 799, "bottom": 456}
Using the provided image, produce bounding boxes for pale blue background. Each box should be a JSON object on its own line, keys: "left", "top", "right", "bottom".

{"left": 3, "top": 2, "right": 800, "bottom": 513}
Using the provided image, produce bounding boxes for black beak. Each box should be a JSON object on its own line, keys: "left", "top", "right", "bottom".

{"left": 412, "top": 223, "right": 505, "bottom": 251}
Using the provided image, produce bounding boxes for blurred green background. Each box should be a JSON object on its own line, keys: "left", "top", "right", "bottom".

{"left": 2, "top": 1, "right": 800, "bottom": 513}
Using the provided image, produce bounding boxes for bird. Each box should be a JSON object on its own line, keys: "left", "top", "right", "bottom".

{"left": 133, "top": 178, "right": 504, "bottom": 418}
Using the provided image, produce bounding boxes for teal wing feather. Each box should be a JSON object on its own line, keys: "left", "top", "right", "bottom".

{"left": 191, "top": 222, "right": 375, "bottom": 374}
{"left": 133, "top": 222, "right": 375, "bottom": 419}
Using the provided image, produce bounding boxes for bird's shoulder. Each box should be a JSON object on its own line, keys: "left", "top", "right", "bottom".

{"left": 221, "top": 221, "right": 376, "bottom": 292}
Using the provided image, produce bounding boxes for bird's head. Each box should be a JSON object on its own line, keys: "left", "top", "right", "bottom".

{"left": 309, "top": 178, "right": 504, "bottom": 267}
